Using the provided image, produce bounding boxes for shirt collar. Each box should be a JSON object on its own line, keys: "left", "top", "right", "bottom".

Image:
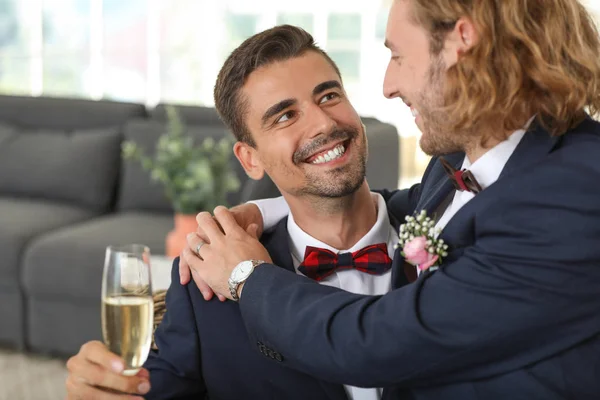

{"left": 287, "top": 193, "right": 392, "bottom": 264}
{"left": 462, "top": 116, "right": 534, "bottom": 190}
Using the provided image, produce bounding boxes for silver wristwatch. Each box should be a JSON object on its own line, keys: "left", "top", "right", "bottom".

{"left": 228, "top": 260, "right": 265, "bottom": 302}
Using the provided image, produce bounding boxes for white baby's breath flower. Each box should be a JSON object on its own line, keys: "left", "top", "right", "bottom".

{"left": 398, "top": 209, "right": 449, "bottom": 271}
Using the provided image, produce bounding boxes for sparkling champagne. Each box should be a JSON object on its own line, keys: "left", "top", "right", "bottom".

{"left": 102, "top": 295, "right": 154, "bottom": 375}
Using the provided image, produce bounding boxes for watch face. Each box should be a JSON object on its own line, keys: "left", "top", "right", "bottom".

{"left": 232, "top": 261, "right": 253, "bottom": 282}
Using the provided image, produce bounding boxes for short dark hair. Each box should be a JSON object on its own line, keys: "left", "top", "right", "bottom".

{"left": 214, "top": 25, "right": 342, "bottom": 146}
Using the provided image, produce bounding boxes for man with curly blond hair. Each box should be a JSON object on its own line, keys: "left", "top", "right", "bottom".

{"left": 187, "top": 0, "right": 599, "bottom": 399}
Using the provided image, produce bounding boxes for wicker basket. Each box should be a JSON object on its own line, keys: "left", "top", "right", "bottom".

{"left": 152, "top": 290, "right": 168, "bottom": 350}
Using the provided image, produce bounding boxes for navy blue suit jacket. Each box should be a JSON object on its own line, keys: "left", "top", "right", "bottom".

{"left": 143, "top": 220, "right": 350, "bottom": 400}
{"left": 238, "top": 117, "right": 600, "bottom": 399}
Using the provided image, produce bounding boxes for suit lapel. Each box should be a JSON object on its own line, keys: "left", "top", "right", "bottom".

{"left": 261, "top": 218, "right": 349, "bottom": 400}
{"left": 390, "top": 246, "right": 409, "bottom": 290}
{"left": 499, "top": 119, "right": 561, "bottom": 179}
{"left": 385, "top": 209, "right": 410, "bottom": 290}
{"left": 261, "top": 217, "right": 295, "bottom": 274}
{"left": 416, "top": 153, "right": 464, "bottom": 217}
{"left": 434, "top": 120, "right": 562, "bottom": 257}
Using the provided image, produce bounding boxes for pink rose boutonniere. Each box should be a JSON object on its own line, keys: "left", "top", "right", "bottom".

{"left": 397, "top": 210, "right": 448, "bottom": 272}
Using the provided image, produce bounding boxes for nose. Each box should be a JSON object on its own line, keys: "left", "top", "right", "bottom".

{"left": 305, "top": 102, "right": 336, "bottom": 138}
{"left": 383, "top": 60, "right": 399, "bottom": 99}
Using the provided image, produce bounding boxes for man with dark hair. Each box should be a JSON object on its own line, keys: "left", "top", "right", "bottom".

{"left": 181, "top": 0, "right": 600, "bottom": 399}
{"left": 65, "top": 24, "right": 395, "bottom": 400}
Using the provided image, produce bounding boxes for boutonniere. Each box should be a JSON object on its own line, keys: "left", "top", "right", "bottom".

{"left": 396, "top": 210, "right": 448, "bottom": 272}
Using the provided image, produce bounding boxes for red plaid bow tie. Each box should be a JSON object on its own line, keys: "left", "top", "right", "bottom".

{"left": 440, "top": 158, "right": 482, "bottom": 194}
{"left": 298, "top": 243, "right": 393, "bottom": 282}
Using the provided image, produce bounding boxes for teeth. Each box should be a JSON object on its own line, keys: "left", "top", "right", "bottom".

{"left": 411, "top": 108, "right": 419, "bottom": 117}
{"left": 312, "top": 144, "right": 346, "bottom": 164}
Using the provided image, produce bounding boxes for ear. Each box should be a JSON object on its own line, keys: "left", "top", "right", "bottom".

{"left": 234, "top": 142, "right": 265, "bottom": 180}
{"left": 444, "top": 17, "right": 479, "bottom": 64}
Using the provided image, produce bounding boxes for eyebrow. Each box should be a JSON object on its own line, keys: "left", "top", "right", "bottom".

{"left": 261, "top": 98, "right": 297, "bottom": 126}
{"left": 260, "top": 80, "right": 342, "bottom": 126}
{"left": 312, "top": 80, "right": 342, "bottom": 96}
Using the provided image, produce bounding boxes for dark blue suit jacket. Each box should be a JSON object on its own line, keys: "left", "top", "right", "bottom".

{"left": 238, "top": 117, "right": 600, "bottom": 399}
{"left": 143, "top": 220, "right": 351, "bottom": 400}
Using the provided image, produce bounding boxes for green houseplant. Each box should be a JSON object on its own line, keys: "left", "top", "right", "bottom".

{"left": 122, "top": 105, "right": 240, "bottom": 257}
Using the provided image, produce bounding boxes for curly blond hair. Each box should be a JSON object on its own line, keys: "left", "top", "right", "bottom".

{"left": 409, "top": 0, "right": 600, "bottom": 138}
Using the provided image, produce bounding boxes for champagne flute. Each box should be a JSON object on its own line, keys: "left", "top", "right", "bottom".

{"left": 101, "top": 244, "right": 154, "bottom": 376}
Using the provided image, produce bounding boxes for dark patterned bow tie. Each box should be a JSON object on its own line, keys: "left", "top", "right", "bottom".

{"left": 440, "top": 158, "right": 482, "bottom": 194}
{"left": 298, "top": 243, "right": 393, "bottom": 282}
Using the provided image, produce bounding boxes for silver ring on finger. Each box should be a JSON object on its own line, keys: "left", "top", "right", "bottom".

{"left": 195, "top": 241, "right": 205, "bottom": 256}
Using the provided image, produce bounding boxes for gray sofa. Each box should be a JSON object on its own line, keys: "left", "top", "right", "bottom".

{"left": 0, "top": 94, "right": 399, "bottom": 357}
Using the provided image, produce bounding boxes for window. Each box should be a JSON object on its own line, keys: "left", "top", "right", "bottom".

{"left": 0, "top": 0, "right": 32, "bottom": 95}
{"left": 224, "top": 12, "right": 258, "bottom": 57}
{"left": 277, "top": 13, "right": 314, "bottom": 33}
{"left": 42, "top": 0, "right": 90, "bottom": 97}
{"left": 328, "top": 14, "right": 361, "bottom": 41}
{"left": 327, "top": 14, "right": 362, "bottom": 83}
{"left": 159, "top": 0, "right": 204, "bottom": 105}
{"left": 102, "top": 0, "right": 148, "bottom": 102}
{"left": 376, "top": 9, "right": 387, "bottom": 40}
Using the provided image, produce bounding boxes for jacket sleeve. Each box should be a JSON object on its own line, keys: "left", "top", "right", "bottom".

{"left": 375, "top": 184, "right": 420, "bottom": 221}
{"left": 144, "top": 258, "right": 206, "bottom": 399}
{"left": 238, "top": 163, "right": 600, "bottom": 388}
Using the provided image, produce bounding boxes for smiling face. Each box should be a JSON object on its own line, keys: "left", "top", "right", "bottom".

{"left": 234, "top": 50, "right": 367, "bottom": 200}
{"left": 383, "top": 0, "right": 465, "bottom": 156}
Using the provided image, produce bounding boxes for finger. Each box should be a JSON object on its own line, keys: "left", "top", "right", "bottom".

{"left": 135, "top": 368, "right": 150, "bottom": 380}
{"left": 186, "top": 232, "right": 207, "bottom": 258}
{"left": 66, "top": 375, "right": 144, "bottom": 400}
{"left": 182, "top": 247, "right": 219, "bottom": 300}
{"left": 182, "top": 248, "right": 204, "bottom": 276}
{"left": 246, "top": 223, "right": 259, "bottom": 239}
{"left": 196, "top": 212, "right": 224, "bottom": 242}
{"left": 218, "top": 294, "right": 227, "bottom": 302}
{"left": 214, "top": 206, "right": 244, "bottom": 235}
{"left": 195, "top": 213, "right": 223, "bottom": 237}
{"left": 195, "top": 224, "right": 210, "bottom": 242}
{"left": 190, "top": 267, "right": 215, "bottom": 301}
{"left": 179, "top": 252, "right": 191, "bottom": 285}
{"left": 67, "top": 355, "right": 150, "bottom": 396}
{"left": 79, "top": 341, "right": 124, "bottom": 374}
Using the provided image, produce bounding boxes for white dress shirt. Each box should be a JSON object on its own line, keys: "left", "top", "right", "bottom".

{"left": 288, "top": 193, "right": 397, "bottom": 296}
{"left": 258, "top": 193, "right": 397, "bottom": 400}
{"left": 434, "top": 127, "right": 527, "bottom": 231}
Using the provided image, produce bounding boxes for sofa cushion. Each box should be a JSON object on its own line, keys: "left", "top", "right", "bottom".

{"left": 0, "top": 197, "right": 96, "bottom": 285}
{"left": 118, "top": 119, "right": 251, "bottom": 212}
{"left": 362, "top": 117, "right": 400, "bottom": 190}
{"left": 151, "top": 103, "right": 224, "bottom": 126}
{"left": 22, "top": 211, "right": 173, "bottom": 300}
{"left": 0, "top": 95, "right": 146, "bottom": 130}
{"left": 0, "top": 122, "right": 123, "bottom": 211}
